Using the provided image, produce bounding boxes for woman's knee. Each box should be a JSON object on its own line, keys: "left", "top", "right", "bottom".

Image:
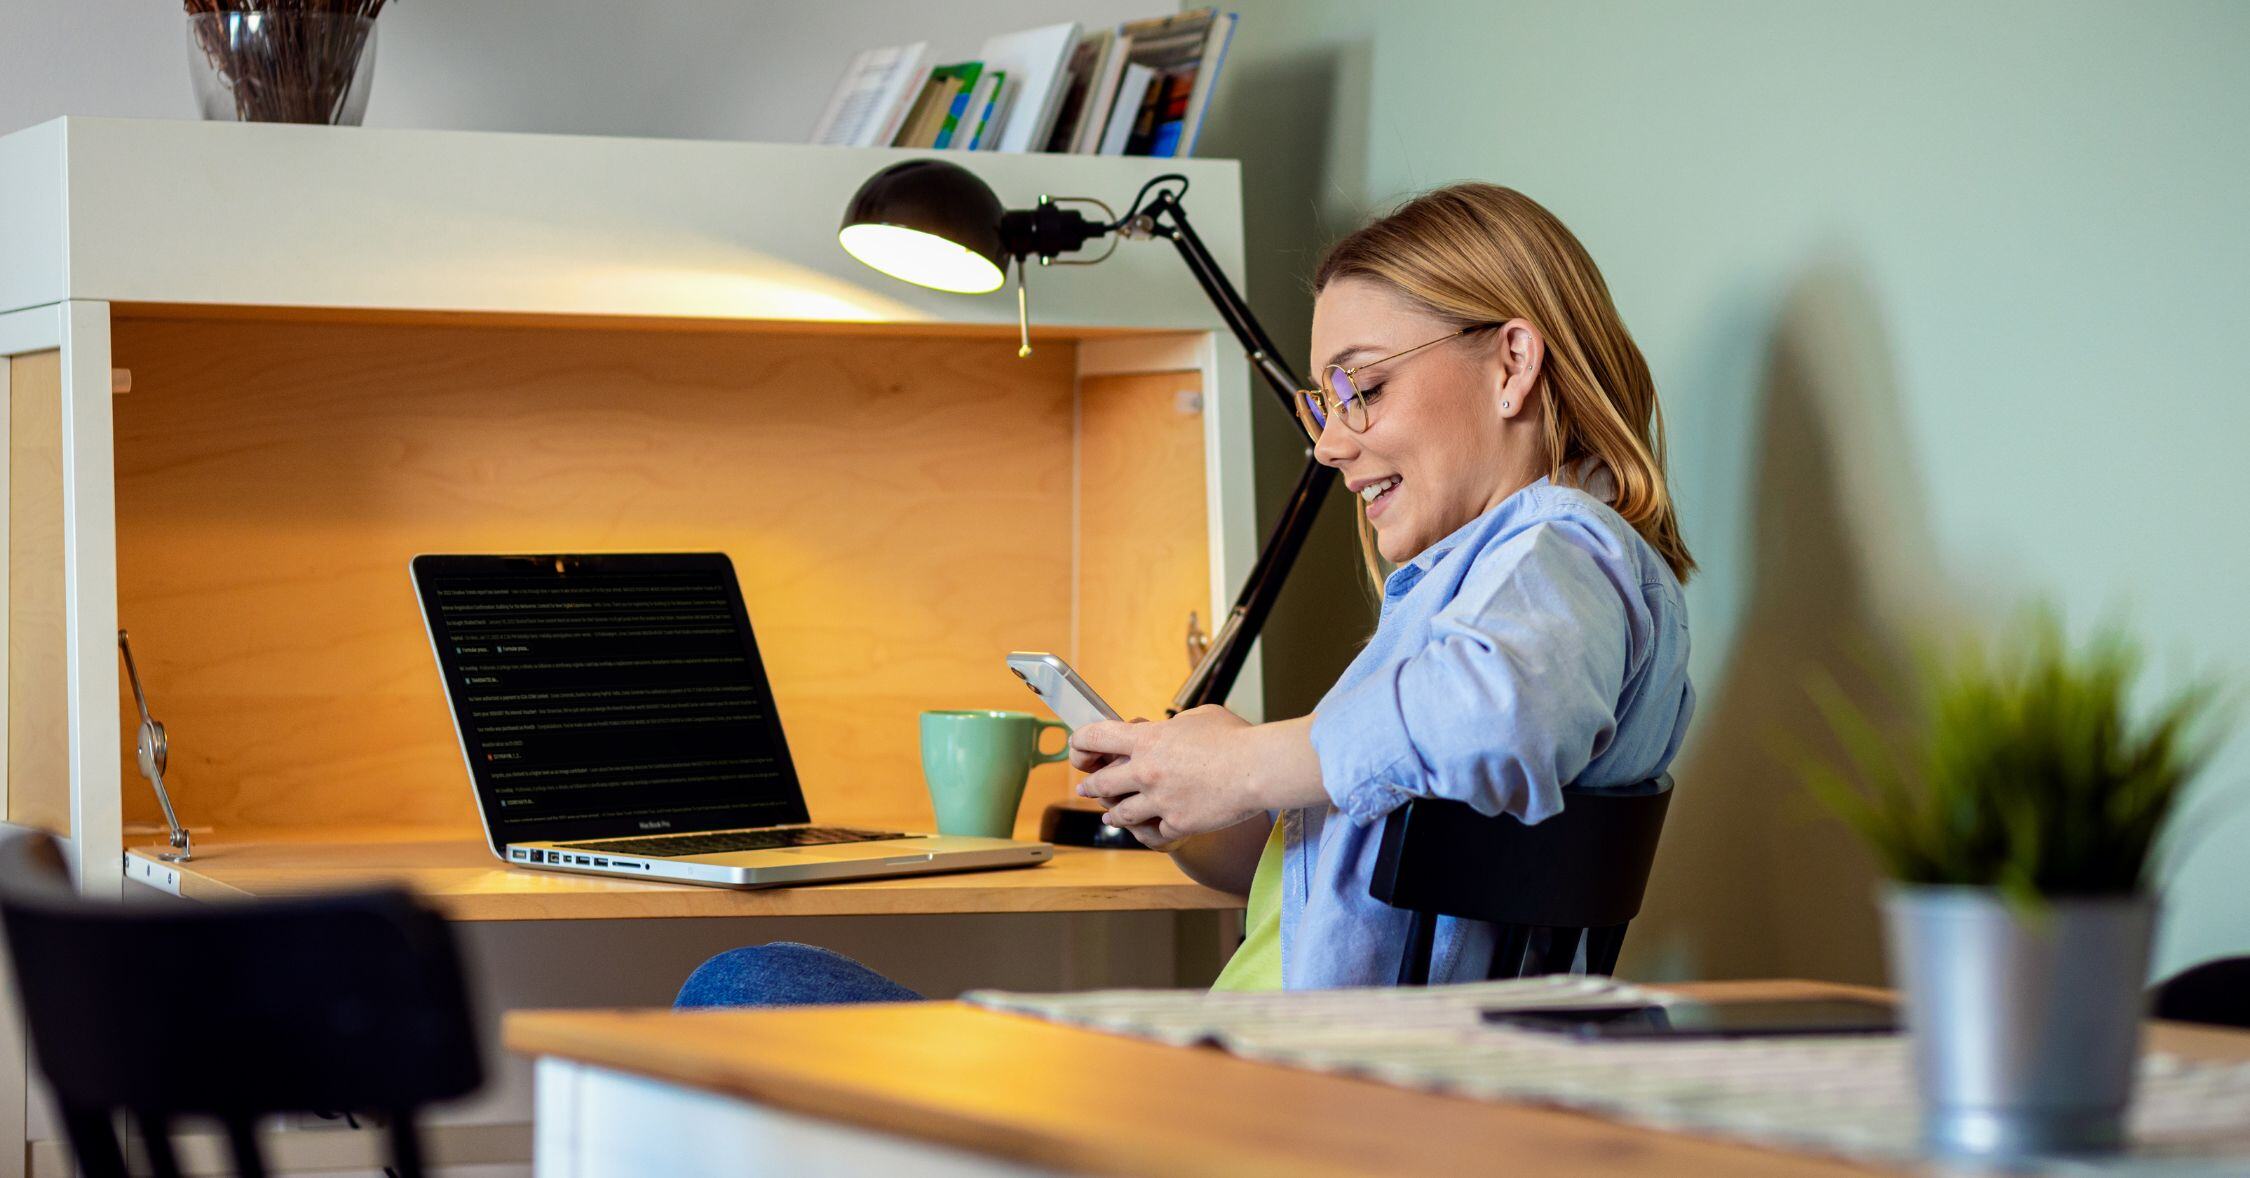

{"left": 675, "top": 941, "right": 920, "bottom": 1008}
{"left": 677, "top": 942, "right": 815, "bottom": 1008}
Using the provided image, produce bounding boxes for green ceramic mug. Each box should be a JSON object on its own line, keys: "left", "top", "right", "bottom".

{"left": 919, "top": 710, "right": 1070, "bottom": 838}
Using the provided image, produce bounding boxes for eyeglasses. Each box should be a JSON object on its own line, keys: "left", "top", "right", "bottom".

{"left": 1294, "top": 326, "right": 1489, "bottom": 442}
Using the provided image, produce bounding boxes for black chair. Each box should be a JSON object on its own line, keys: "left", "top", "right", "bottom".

{"left": 2152, "top": 955, "right": 2250, "bottom": 1030}
{"left": 0, "top": 824, "right": 483, "bottom": 1178}
{"left": 1369, "top": 777, "right": 1674, "bottom": 984}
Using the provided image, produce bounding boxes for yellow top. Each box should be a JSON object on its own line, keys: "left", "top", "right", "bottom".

{"left": 1208, "top": 819, "right": 1285, "bottom": 991}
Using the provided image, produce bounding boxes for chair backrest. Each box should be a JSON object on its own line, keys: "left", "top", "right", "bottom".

{"left": 0, "top": 824, "right": 483, "bottom": 1178}
{"left": 1369, "top": 777, "right": 1674, "bottom": 984}
{"left": 2152, "top": 955, "right": 2250, "bottom": 1030}
{"left": 0, "top": 821, "right": 74, "bottom": 895}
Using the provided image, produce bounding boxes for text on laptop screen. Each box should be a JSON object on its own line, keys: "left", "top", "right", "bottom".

{"left": 414, "top": 555, "right": 812, "bottom": 848}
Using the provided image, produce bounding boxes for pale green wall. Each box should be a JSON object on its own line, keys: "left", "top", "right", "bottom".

{"left": 1203, "top": 1, "right": 2250, "bottom": 982}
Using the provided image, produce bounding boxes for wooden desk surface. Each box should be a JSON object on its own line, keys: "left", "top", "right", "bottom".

{"left": 504, "top": 979, "right": 2250, "bottom": 1178}
{"left": 126, "top": 831, "right": 1240, "bottom": 921}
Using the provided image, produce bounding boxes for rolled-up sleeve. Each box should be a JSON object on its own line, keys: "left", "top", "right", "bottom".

{"left": 1309, "top": 522, "right": 1633, "bottom": 825}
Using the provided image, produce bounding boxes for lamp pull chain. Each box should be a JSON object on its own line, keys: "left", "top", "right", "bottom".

{"left": 1014, "top": 257, "right": 1033, "bottom": 358}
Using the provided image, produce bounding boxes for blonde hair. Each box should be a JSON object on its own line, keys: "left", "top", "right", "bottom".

{"left": 1313, "top": 183, "right": 1694, "bottom": 586}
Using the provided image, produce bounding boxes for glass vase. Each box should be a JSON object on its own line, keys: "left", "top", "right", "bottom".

{"left": 187, "top": 12, "right": 378, "bottom": 126}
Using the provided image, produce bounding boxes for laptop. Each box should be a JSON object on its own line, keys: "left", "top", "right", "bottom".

{"left": 410, "top": 552, "right": 1053, "bottom": 888}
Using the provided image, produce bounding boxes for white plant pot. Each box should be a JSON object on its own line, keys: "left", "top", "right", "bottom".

{"left": 1882, "top": 884, "right": 2154, "bottom": 1160}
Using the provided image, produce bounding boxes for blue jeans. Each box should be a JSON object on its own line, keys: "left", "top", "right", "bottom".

{"left": 675, "top": 942, "right": 924, "bottom": 1008}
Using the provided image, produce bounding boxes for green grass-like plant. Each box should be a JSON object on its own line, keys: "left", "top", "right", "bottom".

{"left": 1801, "top": 615, "right": 2222, "bottom": 903}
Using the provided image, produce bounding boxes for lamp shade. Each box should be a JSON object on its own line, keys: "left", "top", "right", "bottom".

{"left": 838, "top": 160, "right": 1010, "bottom": 294}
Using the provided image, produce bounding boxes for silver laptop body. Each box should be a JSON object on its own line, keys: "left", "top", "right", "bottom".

{"left": 494, "top": 828, "right": 1050, "bottom": 889}
{"left": 411, "top": 553, "right": 1052, "bottom": 889}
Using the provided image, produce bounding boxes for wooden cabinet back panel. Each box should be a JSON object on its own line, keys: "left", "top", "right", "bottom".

{"left": 109, "top": 318, "right": 1093, "bottom": 836}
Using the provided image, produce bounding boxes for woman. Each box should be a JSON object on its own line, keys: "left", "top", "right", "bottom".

{"left": 677, "top": 182, "right": 1693, "bottom": 1004}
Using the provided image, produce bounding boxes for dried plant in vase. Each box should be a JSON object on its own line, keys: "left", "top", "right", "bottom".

{"left": 185, "top": 0, "right": 396, "bottom": 125}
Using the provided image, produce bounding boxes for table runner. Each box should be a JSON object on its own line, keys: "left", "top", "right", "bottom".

{"left": 964, "top": 978, "right": 2250, "bottom": 1173}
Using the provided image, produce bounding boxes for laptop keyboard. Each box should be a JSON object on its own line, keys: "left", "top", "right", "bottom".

{"left": 556, "top": 826, "right": 913, "bottom": 858}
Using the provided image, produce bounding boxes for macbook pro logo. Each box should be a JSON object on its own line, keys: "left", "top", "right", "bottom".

{"left": 638, "top": 819, "right": 672, "bottom": 830}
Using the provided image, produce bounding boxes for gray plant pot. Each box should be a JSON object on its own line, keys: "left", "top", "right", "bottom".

{"left": 1882, "top": 884, "right": 2155, "bottom": 1160}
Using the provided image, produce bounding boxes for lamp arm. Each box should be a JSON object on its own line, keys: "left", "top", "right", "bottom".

{"left": 1136, "top": 190, "right": 1307, "bottom": 409}
{"left": 1132, "top": 191, "right": 1340, "bottom": 715}
{"left": 1169, "top": 452, "right": 1334, "bottom": 714}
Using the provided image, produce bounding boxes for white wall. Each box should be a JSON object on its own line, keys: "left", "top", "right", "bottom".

{"left": 1, "top": 0, "right": 1165, "bottom": 141}
{"left": 1203, "top": 0, "right": 2250, "bottom": 986}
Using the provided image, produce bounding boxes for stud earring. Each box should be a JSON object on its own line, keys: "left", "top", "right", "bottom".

{"left": 1501, "top": 400, "right": 1512, "bottom": 410}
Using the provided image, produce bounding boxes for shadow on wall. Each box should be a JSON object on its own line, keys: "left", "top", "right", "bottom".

{"left": 1196, "top": 36, "right": 1381, "bottom": 718}
{"left": 1628, "top": 255, "right": 1952, "bottom": 986}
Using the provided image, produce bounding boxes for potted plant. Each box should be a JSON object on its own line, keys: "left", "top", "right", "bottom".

{"left": 1802, "top": 615, "right": 2220, "bottom": 1161}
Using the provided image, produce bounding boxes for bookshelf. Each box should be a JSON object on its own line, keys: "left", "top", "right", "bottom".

{"left": 2, "top": 114, "right": 1260, "bottom": 1174}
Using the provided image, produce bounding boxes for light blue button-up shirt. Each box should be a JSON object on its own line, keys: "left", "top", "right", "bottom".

{"left": 1284, "top": 475, "right": 1694, "bottom": 989}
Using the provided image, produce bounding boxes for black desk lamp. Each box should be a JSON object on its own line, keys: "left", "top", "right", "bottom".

{"left": 840, "top": 160, "right": 1334, "bottom": 848}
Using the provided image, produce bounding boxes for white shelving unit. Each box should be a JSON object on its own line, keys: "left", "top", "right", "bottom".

{"left": 0, "top": 116, "right": 1258, "bottom": 1178}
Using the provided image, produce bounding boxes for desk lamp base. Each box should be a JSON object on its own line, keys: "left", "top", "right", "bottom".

{"left": 1039, "top": 801, "right": 1154, "bottom": 851}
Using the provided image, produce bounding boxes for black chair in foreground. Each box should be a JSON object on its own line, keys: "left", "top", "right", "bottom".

{"left": 2152, "top": 955, "right": 2250, "bottom": 1030}
{"left": 1370, "top": 777, "right": 1674, "bottom": 985}
{"left": 0, "top": 824, "right": 483, "bottom": 1178}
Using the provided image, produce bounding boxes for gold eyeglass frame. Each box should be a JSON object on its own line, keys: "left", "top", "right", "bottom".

{"left": 1293, "top": 325, "right": 1493, "bottom": 442}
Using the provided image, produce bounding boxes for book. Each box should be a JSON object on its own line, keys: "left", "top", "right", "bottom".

{"left": 889, "top": 76, "right": 946, "bottom": 148}
{"left": 959, "top": 69, "right": 1006, "bottom": 151}
{"left": 929, "top": 62, "right": 986, "bottom": 149}
{"left": 974, "top": 21, "right": 1081, "bottom": 153}
{"left": 900, "top": 77, "right": 944, "bottom": 147}
{"left": 1073, "top": 33, "right": 1133, "bottom": 154}
{"left": 978, "top": 75, "right": 1021, "bottom": 150}
{"left": 1108, "top": 8, "right": 1232, "bottom": 157}
{"left": 809, "top": 42, "right": 931, "bottom": 147}
{"left": 1147, "top": 68, "right": 1194, "bottom": 158}
{"left": 1175, "top": 13, "right": 1235, "bottom": 157}
{"left": 1098, "top": 63, "right": 1155, "bottom": 156}
{"left": 1116, "top": 9, "right": 1218, "bottom": 81}
{"left": 949, "top": 72, "right": 990, "bottom": 150}
{"left": 1124, "top": 68, "right": 1176, "bottom": 156}
{"left": 914, "top": 78, "right": 959, "bottom": 147}
{"left": 1042, "top": 30, "right": 1111, "bottom": 153}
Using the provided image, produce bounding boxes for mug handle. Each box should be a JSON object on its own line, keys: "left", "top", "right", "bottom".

{"left": 1032, "top": 719, "right": 1073, "bottom": 765}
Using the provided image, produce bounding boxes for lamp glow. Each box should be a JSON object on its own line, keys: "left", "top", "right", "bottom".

{"left": 838, "top": 223, "right": 1007, "bottom": 294}
{"left": 836, "top": 159, "right": 1013, "bottom": 296}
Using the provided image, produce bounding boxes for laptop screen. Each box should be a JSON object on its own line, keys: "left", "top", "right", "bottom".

{"left": 411, "top": 553, "right": 812, "bottom": 852}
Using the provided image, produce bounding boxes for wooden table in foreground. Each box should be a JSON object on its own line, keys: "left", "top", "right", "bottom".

{"left": 125, "top": 833, "right": 1239, "bottom": 921}
{"left": 505, "top": 979, "right": 2250, "bottom": 1178}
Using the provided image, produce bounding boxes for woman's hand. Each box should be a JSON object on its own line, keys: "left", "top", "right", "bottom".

{"left": 1066, "top": 716, "right": 1176, "bottom": 848}
{"left": 1069, "top": 705, "right": 1277, "bottom": 844}
{"left": 1064, "top": 716, "right": 1175, "bottom": 849}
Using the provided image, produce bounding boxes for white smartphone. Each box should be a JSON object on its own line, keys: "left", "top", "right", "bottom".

{"left": 1005, "top": 651, "right": 1122, "bottom": 732}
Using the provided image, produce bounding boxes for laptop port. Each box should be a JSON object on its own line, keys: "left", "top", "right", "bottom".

{"left": 530, "top": 849, "right": 546, "bottom": 863}
{"left": 594, "top": 858, "right": 610, "bottom": 867}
